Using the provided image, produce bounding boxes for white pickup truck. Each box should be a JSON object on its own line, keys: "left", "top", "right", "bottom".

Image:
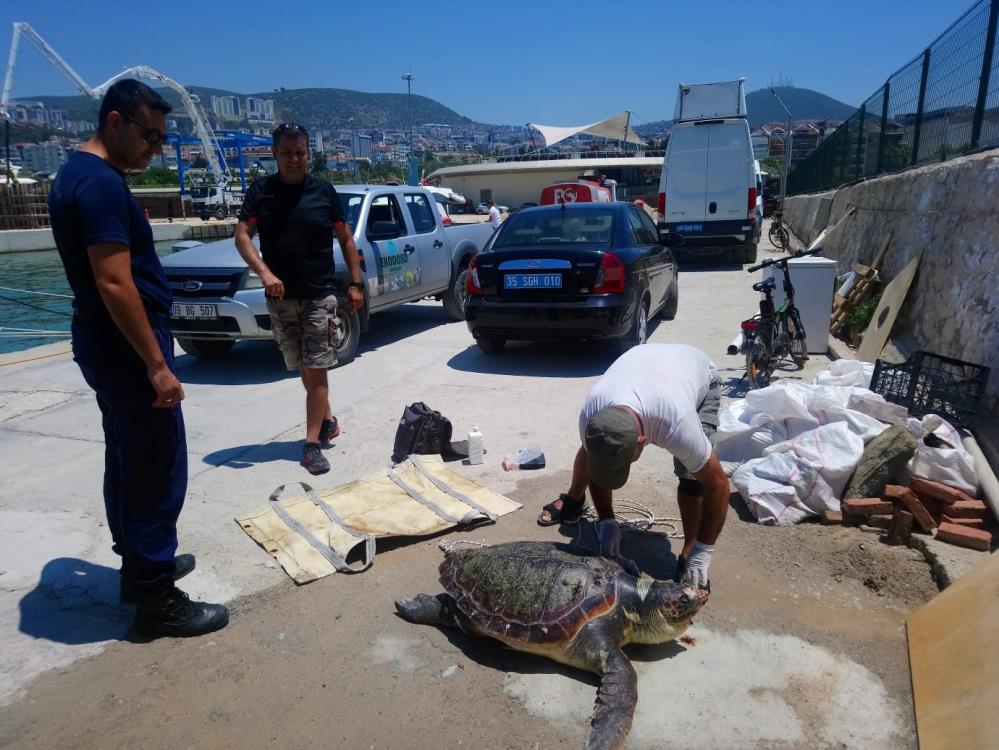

{"left": 160, "top": 184, "right": 494, "bottom": 363}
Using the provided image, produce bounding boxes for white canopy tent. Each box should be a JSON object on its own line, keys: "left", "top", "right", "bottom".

{"left": 528, "top": 111, "right": 646, "bottom": 149}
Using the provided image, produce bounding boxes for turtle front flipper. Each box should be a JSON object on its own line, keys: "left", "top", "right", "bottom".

{"left": 586, "top": 646, "right": 638, "bottom": 750}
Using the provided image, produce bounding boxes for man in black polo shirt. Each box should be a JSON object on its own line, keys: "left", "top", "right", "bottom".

{"left": 48, "top": 79, "right": 228, "bottom": 637}
{"left": 236, "top": 123, "right": 363, "bottom": 475}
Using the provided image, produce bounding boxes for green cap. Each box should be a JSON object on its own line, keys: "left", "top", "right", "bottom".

{"left": 584, "top": 407, "right": 638, "bottom": 490}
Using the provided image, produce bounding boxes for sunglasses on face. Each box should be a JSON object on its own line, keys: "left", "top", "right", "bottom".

{"left": 124, "top": 116, "right": 166, "bottom": 146}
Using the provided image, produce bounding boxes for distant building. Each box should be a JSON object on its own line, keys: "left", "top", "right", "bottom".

{"left": 23, "top": 141, "right": 67, "bottom": 173}
{"left": 210, "top": 95, "right": 241, "bottom": 119}
{"left": 351, "top": 133, "right": 372, "bottom": 160}
{"left": 309, "top": 131, "right": 325, "bottom": 155}
{"left": 245, "top": 97, "right": 275, "bottom": 124}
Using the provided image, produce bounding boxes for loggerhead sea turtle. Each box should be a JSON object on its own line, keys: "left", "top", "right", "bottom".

{"left": 395, "top": 541, "right": 708, "bottom": 750}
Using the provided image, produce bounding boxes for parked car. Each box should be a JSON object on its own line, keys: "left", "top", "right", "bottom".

{"left": 162, "top": 185, "right": 494, "bottom": 362}
{"left": 464, "top": 202, "right": 679, "bottom": 354}
{"left": 510, "top": 201, "right": 539, "bottom": 214}
{"left": 475, "top": 202, "right": 510, "bottom": 215}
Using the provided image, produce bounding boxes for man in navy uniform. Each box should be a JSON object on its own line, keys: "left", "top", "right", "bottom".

{"left": 49, "top": 79, "right": 228, "bottom": 637}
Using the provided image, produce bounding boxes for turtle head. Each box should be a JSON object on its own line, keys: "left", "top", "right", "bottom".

{"left": 624, "top": 575, "right": 709, "bottom": 644}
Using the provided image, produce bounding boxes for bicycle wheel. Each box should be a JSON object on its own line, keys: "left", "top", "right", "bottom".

{"left": 777, "top": 226, "right": 790, "bottom": 252}
{"left": 745, "top": 336, "right": 773, "bottom": 389}
{"left": 787, "top": 314, "right": 808, "bottom": 368}
{"left": 768, "top": 223, "right": 781, "bottom": 246}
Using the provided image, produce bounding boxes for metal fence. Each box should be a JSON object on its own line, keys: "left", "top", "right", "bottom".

{"left": 789, "top": 0, "right": 999, "bottom": 195}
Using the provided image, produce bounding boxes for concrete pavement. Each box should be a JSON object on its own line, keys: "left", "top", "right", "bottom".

{"left": 0, "top": 236, "right": 930, "bottom": 748}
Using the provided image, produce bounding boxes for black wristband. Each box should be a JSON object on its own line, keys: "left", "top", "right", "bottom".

{"left": 349, "top": 281, "right": 364, "bottom": 290}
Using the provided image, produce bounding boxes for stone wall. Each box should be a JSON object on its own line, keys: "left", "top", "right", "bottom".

{"left": 785, "top": 150, "right": 999, "bottom": 417}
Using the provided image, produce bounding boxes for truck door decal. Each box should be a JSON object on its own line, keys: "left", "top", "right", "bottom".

{"left": 369, "top": 239, "right": 421, "bottom": 298}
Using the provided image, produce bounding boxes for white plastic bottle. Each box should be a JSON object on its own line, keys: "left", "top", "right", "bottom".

{"left": 467, "top": 427, "right": 483, "bottom": 465}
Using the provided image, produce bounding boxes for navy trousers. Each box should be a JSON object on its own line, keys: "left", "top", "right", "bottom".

{"left": 75, "top": 320, "right": 187, "bottom": 597}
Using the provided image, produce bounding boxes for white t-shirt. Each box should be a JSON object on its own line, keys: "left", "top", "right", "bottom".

{"left": 488, "top": 206, "right": 501, "bottom": 228}
{"left": 578, "top": 344, "right": 718, "bottom": 474}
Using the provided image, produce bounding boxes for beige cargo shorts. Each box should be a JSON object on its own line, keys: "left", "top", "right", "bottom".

{"left": 266, "top": 294, "right": 339, "bottom": 371}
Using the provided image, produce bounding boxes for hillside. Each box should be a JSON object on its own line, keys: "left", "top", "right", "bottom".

{"left": 635, "top": 86, "right": 857, "bottom": 136}
{"left": 22, "top": 85, "right": 478, "bottom": 131}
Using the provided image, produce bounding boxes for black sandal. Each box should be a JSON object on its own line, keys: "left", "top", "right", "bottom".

{"left": 537, "top": 493, "right": 587, "bottom": 526}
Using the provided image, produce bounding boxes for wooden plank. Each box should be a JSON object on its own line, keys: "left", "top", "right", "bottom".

{"left": 870, "top": 232, "right": 893, "bottom": 271}
{"left": 856, "top": 255, "right": 921, "bottom": 362}
{"left": 907, "top": 552, "right": 999, "bottom": 749}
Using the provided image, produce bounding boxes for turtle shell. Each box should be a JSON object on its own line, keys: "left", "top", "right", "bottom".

{"left": 439, "top": 541, "right": 620, "bottom": 645}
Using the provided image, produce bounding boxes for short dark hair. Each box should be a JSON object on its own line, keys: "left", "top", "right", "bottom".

{"left": 272, "top": 122, "right": 309, "bottom": 146}
{"left": 98, "top": 79, "right": 172, "bottom": 132}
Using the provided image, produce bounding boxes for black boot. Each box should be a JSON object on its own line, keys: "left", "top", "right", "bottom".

{"left": 120, "top": 554, "right": 196, "bottom": 604}
{"left": 133, "top": 586, "right": 229, "bottom": 638}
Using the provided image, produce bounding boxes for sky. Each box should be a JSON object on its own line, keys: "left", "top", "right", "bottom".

{"left": 0, "top": 0, "right": 975, "bottom": 127}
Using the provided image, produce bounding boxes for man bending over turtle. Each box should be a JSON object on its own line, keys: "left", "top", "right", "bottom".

{"left": 538, "top": 343, "right": 729, "bottom": 589}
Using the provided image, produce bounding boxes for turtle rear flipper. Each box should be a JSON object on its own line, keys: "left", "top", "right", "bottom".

{"left": 587, "top": 647, "right": 637, "bottom": 750}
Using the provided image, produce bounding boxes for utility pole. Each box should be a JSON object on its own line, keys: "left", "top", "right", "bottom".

{"left": 402, "top": 70, "right": 416, "bottom": 185}
{"left": 349, "top": 116, "right": 357, "bottom": 181}
{"left": 770, "top": 88, "right": 793, "bottom": 206}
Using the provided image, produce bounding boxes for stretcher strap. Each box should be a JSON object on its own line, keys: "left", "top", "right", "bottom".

{"left": 386, "top": 470, "right": 469, "bottom": 524}
{"left": 408, "top": 454, "right": 498, "bottom": 522}
{"left": 269, "top": 481, "right": 375, "bottom": 574}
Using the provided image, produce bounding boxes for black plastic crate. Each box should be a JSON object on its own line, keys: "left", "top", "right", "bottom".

{"left": 870, "top": 351, "right": 990, "bottom": 428}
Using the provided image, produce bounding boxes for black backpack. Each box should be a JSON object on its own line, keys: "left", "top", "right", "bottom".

{"left": 391, "top": 402, "right": 466, "bottom": 463}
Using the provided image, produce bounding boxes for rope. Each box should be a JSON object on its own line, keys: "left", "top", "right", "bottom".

{"left": 0, "top": 348, "right": 72, "bottom": 366}
{"left": 582, "top": 498, "right": 684, "bottom": 538}
{"left": 0, "top": 292, "right": 72, "bottom": 317}
{"left": 0, "top": 286, "right": 74, "bottom": 299}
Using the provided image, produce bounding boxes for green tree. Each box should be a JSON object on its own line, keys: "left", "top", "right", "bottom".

{"left": 312, "top": 149, "right": 327, "bottom": 172}
{"left": 127, "top": 166, "right": 180, "bottom": 187}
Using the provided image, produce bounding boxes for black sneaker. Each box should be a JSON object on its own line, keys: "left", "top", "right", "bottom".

{"left": 120, "top": 553, "right": 197, "bottom": 604}
{"left": 301, "top": 442, "right": 330, "bottom": 475}
{"left": 319, "top": 417, "right": 340, "bottom": 446}
{"left": 132, "top": 587, "right": 229, "bottom": 638}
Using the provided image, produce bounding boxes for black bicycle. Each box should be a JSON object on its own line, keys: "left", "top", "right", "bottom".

{"left": 742, "top": 247, "right": 823, "bottom": 389}
{"left": 768, "top": 209, "right": 791, "bottom": 252}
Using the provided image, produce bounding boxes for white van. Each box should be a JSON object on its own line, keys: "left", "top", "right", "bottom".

{"left": 656, "top": 81, "right": 759, "bottom": 264}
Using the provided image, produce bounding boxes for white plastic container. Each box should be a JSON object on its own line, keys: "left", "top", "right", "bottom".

{"left": 467, "top": 427, "right": 483, "bottom": 465}
{"left": 764, "top": 256, "right": 838, "bottom": 353}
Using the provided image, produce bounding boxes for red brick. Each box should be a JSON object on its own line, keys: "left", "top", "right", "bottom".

{"left": 945, "top": 500, "right": 988, "bottom": 519}
{"left": 884, "top": 485, "right": 936, "bottom": 532}
{"left": 887, "top": 509, "right": 914, "bottom": 546}
{"left": 940, "top": 515, "right": 986, "bottom": 530}
{"left": 843, "top": 498, "right": 894, "bottom": 516}
{"left": 822, "top": 509, "right": 843, "bottom": 525}
{"left": 908, "top": 477, "right": 974, "bottom": 505}
{"left": 935, "top": 522, "right": 992, "bottom": 551}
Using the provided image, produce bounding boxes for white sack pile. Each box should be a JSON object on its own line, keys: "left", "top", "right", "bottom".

{"left": 717, "top": 360, "right": 979, "bottom": 525}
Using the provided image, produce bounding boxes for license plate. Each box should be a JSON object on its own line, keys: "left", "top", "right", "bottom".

{"left": 675, "top": 224, "right": 703, "bottom": 233}
{"left": 504, "top": 273, "right": 562, "bottom": 289}
{"left": 171, "top": 303, "right": 218, "bottom": 320}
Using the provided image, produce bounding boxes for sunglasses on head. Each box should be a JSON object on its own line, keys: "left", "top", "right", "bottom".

{"left": 273, "top": 122, "right": 308, "bottom": 139}
{"left": 124, "top": 116, "right": 166, "bottom": 145}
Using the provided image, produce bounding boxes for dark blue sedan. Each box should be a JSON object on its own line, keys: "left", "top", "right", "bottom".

{"left": 464, "top": 202, "right": 679, "bottom": 353}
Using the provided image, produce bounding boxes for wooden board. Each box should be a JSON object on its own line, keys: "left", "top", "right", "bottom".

{"left": 907, "top": 552, "right": 999, "bottom": 749}
{"left": 856, "top": 255, "right": 921, "bottom": 362}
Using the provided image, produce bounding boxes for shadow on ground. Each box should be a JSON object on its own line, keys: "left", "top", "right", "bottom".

{"left": 202, "top": 438, "right": 312, "bottom": 468}
{"left": 177, "top": 303, "right": 453, "bottom": 386}
{"left": 447, "top": 338, "right": 631, "bottom": 378}
{"left": 19, "top": 558, "right": 131, "bottom": 645}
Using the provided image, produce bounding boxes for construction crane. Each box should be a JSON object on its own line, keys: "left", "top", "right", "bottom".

{"left": 1, "top": 21, "right": 230, "bottom": 186}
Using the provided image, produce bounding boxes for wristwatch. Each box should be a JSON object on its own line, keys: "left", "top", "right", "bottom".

{"left": 348, "top": 281, "right": 364, "bottom": 290}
